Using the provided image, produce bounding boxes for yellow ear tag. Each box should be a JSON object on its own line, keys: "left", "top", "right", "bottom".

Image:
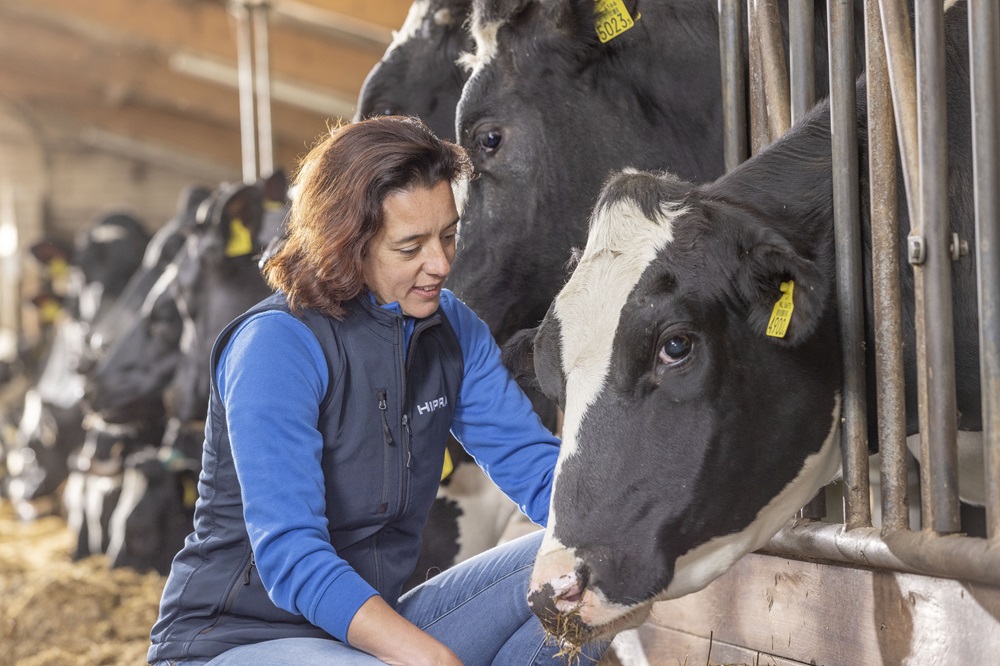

{"left": 440, "top": 447, "right": 454, "bottom": 482}
{"left": 48, "top": 257, "right": 69, "bottom": 280}
{"left": 766, "top": 280, "right": 795, "bottom": 338}
{"left": 39, "top": 299, "right": 62, "bottom": 324}
{"left": 225, "top": 217, "right": 254, "bottom": 257}
{"left": 182, "top": 476, "right": 199, "bottom": 509}
{"left": 595, "top": 0, "right": 637, "bottom": 43}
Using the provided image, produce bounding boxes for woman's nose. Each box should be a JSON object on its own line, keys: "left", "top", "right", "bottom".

{"left": 424, "top": 242, "right": 452, "bottom": 277}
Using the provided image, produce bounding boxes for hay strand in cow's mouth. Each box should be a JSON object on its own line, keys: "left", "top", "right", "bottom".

{"left": 537, "top": 605, "right": 598, "bottom": 665}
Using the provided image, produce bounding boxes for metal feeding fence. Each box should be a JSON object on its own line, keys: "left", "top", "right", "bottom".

{"left": 635, "top": 1, "right": 1000, "bottom": 664}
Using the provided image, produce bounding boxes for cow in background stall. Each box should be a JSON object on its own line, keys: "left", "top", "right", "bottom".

{"left": 61, "top": 185, "right": 212, "bottom": 559}
{"left": 502, "top": 3, "right": 978, "bottom": 649}
{"left": 355, "top": 0, "right": 472, "bottom": 141}
{"left": 94, "top": 175, "right": 287, "bottom": 573}
{"left": 4, "top": 212, "right": 150, "bottom": 520}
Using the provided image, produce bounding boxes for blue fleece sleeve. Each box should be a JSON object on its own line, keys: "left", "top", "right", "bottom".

{"left": 439, "top": 290, "right": 560, "bottom": 526}
{"left": 217, "top": 311, "right": 377, "bottom": 642}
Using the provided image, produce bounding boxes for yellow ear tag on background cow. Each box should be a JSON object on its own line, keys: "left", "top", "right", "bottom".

{"left": 440, "top": 447, "right": 454, "bottom": 482}
{"left": 766, "top": 280, "right": 795, "bottom": 338}
{"left": 182, "top": 477, "right": 199, "bottom": 509}
{"left": 48, "top": 257, "right": 69, "bottom": 280}
{"left": 38, "top": 299, "right": 62, "bottom": 324}
{"left": 594, "top": 0, "right": 637, "bottom": 43}
{"left": 225, "top": 218, "right": 253, "bottom": 258}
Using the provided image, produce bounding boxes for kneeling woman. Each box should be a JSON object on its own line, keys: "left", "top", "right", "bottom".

{"left": 148, "top": 116, "right": 607, "bottom": 665}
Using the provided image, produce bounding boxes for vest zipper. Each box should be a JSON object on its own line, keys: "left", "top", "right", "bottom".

{"left": 396, "top": 319, "right": 409, "bottom": 518}
{"left": 377, "top": 390, "right": 394, "bottom": 446}
{"left": 376, "top": 389, "right": 392, "bottom": 515}
{"left": 396, "top": 316, "right": 439, "bottom": 518}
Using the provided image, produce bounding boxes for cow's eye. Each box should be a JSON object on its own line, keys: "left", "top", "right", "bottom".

{"left": 377, "top": 105, "right": 396, "bottom": 116}
{"left": 658, "top": 335, "right": 692, "bottom": 365}
{"left": 478, "top": 130, "right": 503, "bottom": 153}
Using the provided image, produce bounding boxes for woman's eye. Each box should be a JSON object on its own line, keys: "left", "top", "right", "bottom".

{"left": 478, "top": 130, "right": 502, "bottom": 153}
{"left": 658, "top": 335, "right": 692, "bottom": 365}
{"left": 399, "top": 246, "right": 420, "bottom": 256}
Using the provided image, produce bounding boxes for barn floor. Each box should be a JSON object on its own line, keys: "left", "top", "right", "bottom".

{"left": 0, "top": 500, "right": 164, "bottom": 665}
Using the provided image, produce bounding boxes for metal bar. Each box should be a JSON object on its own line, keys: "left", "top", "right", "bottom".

{"left": 764, "top": 522, "right": 1000, "bottom": 587}
{"left": 719, "top": 0, "right": 748, "bottom": 171}
{"left": 969, "top": 0, "right": 1000, "bottom": 540}
{"left": 754, "top": 0, "right": 790, "bottom": 140}
{"left": 878, "top": 0, "right": 931, "bottom": 531}
{"left": 252, "top": 3, "right": 274, "bottom": 177}
{"left": 877, "top": 0, "right": 919, "bottom": 218}
{"left": 866, "top": 0, "right": 910, "bottom": 533}
{"left": 747, "top": 1, "right": 769, "bottom": 155}
{"left": 828, "top": 0, "right": 870, "bottom": 530}
{"left": 232, "top": 1, "right": 258, "bottom": 185}
{"left": 916, "top": 0, "right": 961, "bottom": 535}
{"left": 788, "top": 0, "right": 816, "bottom": 125}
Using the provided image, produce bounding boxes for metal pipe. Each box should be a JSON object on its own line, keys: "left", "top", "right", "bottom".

{"left": 252, "top": 2, "right": 274, "bottom": 177}
{"left": 719, "top": 0, "right": 748, "bottom": 171}
{"left": 878, "top": 0, "right": 930, "bottom": 533}
{"left": 828, "top": 0, "right": 870, "bottom": 530}
{"left": 865, "top": 0, "right": 910, "bottom": 533}
{"left": 747, "top": 1, "right": 769, "bottom": 155}
{"left": 764, "top": 522, "right": 1000, "bottom": 587}
{"left": 232, "top": 1, "right": 258, "bottom": 184}
{"left": 788, "top": 0, "right": 815, "bottom": 125}
{"left": 753, "top": 0, "right": 790, "bottom": 140}
{"left": 916, "top": 1, "right": 961, "bottom": 535}
{"left": 969, "top": 0, "right": 1000, "bottom": 540}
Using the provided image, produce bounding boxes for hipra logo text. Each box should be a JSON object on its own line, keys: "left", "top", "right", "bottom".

{"left": 416, "top": 396, "right": 448, "bottom": 415}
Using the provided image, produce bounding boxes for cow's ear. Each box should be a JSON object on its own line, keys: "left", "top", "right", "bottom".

{"left": 501, "top": 326, "right": 541, "bottom": 392}
{"left": 735, "top": 228, "right": 831, "bottom": 346}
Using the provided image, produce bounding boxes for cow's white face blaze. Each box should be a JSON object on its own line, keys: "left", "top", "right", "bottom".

{"left": 526, "top": 170, "right": 843, "bottom": 645}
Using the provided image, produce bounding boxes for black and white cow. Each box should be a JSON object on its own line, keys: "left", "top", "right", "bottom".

{"left": 505, "top": 3, "right": 978, "bottom": 646}
{"left": 355, "top": 0, "right": 473, "bottom": 141}
{"left": 4, "top": 212, "right": 150, "bottom": 519}
{"left": 451, "top": 0, "right": 859, "bottom": 346}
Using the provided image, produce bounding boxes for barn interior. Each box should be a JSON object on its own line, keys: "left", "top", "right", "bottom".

{"left": 0, "top": 0, "right": 411, "bottom": 357}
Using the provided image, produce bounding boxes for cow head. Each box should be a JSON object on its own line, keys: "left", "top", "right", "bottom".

{"left": 508, "top": 169, "right": 844, "bottom": 645}
{"left": 451, "top": 0, "right": 724, "bottom": 343}
{"left": 355, "top": 0, "right": 473, "bottom": 141}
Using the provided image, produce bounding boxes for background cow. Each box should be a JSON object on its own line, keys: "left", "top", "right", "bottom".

{"left": 355, "top": 0, "right": 472, "bottom": 142}
{"left": 506, "top": 2, "right": 976, "bottom": 648}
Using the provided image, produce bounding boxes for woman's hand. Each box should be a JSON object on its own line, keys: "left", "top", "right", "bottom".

{"left": 347, "top": 595, "right": 463, "bottom": 666}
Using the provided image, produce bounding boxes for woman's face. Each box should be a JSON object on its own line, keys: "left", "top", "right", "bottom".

{"left": 362, "top": 180, "right": 459, "bottom": 318}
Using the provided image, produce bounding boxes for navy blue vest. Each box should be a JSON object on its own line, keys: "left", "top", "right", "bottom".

{"left": 149, "top": 292, "right": 463, "bottom": 661}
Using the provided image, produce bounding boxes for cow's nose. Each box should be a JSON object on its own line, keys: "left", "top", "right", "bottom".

{"left": 529, "top": 547, "right": 588, "bottom": 614}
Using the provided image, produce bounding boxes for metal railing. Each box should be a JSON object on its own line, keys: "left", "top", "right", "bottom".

{"left": 720, "top": 0, "right": 1000, "bottom": 584}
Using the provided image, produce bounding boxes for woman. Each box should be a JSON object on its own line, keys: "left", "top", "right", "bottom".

{"left": 148, "top": 116, "right": 607, "bottom": 665}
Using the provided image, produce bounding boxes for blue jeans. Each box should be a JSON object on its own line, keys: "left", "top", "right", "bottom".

{"left": 153, "top": 531, "right": 607, "bottom": 665}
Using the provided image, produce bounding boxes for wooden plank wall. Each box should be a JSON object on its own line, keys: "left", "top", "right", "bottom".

{"left": 625, "top": 552, "right": 1000, "bottom": 665}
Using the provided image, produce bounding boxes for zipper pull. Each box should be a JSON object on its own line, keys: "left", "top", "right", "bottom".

{"left": 244, "top": 553, "right": 255, "bottom": 585}
{"left": 402, "top": 414, "right": 411, "bottom": 437}
{"left": 377, "top": 390, "right": 394, "bottom": 446}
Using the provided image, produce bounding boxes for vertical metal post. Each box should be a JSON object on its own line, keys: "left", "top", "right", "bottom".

{"left": 866, "top": 0, "right": 910, "bottom": 533}
{"left": 747, "top": 3, "right": 769, "bottom": 154}
{"left": 916, "top": 1, "right": 961, "bottom": 535}
{"left": 719, "top": 0, "right": 748, "bottom": 171}
{"left": 233, "top": 1, "right": 258, "bottom": 185}
{"left": 754, "top": 0, "right": 790, "bottom": 140}
{"left": 969, "top": 0, "right": 1000, "bottom": 540}
{"left": 788, "top": 0, "right": 815, "bottom": 125}
{"left": 252, "top": 2, "right": 274, "bottom": 178}
{"left": 828, "top": 0, "right": 870, "bottom": 530}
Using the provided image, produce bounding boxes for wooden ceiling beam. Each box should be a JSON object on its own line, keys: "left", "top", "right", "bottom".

{"left": 0, "top": 13, "right": 335, "bottom": 145}
{"left": 0, "top": 0, "right": 389, "bottom": 97}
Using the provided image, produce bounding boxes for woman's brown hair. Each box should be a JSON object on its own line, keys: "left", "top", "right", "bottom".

{"left": 264, "top": 116, "right": 472, "bottom": 318}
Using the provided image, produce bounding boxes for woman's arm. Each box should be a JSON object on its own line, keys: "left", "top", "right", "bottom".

{"left": 347, "top": 596, "right": 462, "bottom": 665}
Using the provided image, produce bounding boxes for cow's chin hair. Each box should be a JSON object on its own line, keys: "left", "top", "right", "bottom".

{"left": 552, "top": 601, "right": 654, "bottom": 650}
